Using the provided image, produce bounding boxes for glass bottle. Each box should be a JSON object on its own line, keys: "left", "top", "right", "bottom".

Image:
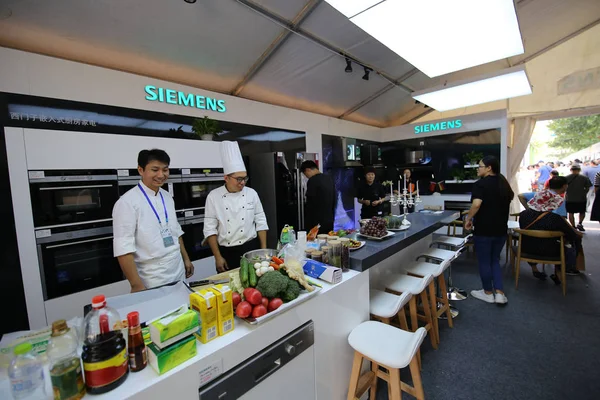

{"left": 338, "top": 238, "right": 350, "bottom": 272}
{"left": 48, "top": 320, "right": 86, "bottom": 400}
{"left": 127, "top": 312, "right": 147, "bottom": 372}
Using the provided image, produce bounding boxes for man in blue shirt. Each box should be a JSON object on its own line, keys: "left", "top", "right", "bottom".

{"left": 583, "top": 160, "right": 600, "bottom": 211}
{"left": 536, "top": 161, "right": 552, "bottom": 191}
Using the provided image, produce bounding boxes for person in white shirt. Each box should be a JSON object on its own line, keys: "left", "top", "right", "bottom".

{"left": 204, "top": 141, "right": 268, "bottom": 272}
{"left": 113, "top": 149, "right": 194, "bottom": 292}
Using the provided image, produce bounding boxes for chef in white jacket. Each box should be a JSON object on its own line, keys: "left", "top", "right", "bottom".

{"left": 204, "top": 141, "right": 269, "bottom": 272}
{"left": 113, "top": 149, "right": 194, "bottom": 292}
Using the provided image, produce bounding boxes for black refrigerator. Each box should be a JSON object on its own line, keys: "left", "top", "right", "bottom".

{"left": 248, "top": 152, "right": 319, "bottom": 249}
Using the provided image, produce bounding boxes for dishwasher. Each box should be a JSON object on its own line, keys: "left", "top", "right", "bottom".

{"left": 199, "top": 321, "right": 316, "bottom": 400}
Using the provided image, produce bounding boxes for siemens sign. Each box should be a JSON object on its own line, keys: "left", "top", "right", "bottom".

{"left": 144, "top": 85, "right": 227, "bottom": 113}
{"left": 414, "top": 119, "right": 462, "bottom": 134}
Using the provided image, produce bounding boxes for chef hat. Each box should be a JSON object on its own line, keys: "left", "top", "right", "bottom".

{"left": 220, "top": 141, "right": 246, "bottom": 175}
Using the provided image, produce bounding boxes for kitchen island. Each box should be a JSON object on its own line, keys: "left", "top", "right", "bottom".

{"left": 70, "top": 211, "right": 458, "bottom": 399}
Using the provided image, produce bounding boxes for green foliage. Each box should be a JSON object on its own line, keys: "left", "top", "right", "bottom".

{"left": 547, "top": 115, "right": 600, "bottom": 152}
{"left": 463, "top": 151, "right": 484, "bottom": 165}
{"left": 191, "top": 116, "right": 221, "bottom": 138}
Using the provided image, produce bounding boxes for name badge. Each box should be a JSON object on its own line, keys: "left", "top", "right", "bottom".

{"left": 161, "top": 227, "right": 175, "bottom": 248}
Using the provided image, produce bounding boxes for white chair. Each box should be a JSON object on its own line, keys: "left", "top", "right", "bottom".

{"left": 369, "top": 289, "right": 411, "bottom": 331}
{"left": 347, "top": 321, "right": 426, "bottom": 400}
{"left": 430, "top": 234, "right": 472, "bottom": 250}
{"left": 386, "top": 273, "right": 438, "bottom": 349}
{"left": 418, "top": 246, "right": 468, "bottom": 301}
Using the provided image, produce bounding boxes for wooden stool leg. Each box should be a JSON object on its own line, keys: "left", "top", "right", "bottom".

{"left": 369, "top": 361, "right": 379, "bottom": 400}
{"left": 398, "top": 308, "right": 409, "bottom": 331}
{"left": 428, "top": 282, "right": 440, "bottom": 345}
{"left": 409, "top": 356, "right": 426, "bottom": 400}
{"left": 347, "top": 352, "right": 363, "bottom": 400}
{"left": 437, "top": 275, "right": 453, "bottom": 328}
{"left": 409, "top": 297, "right": 418, "bottom": 332}
{"left": 515, "top": 254, "right": 521, "bottom": 290}
{"left": 381, "top": 317, "right": 391, "bottom": 325}
{"left": 388, "top": 368, "right": 402, "bottom": 400}
{"left": 420, "top": 291, "right": 438, "bottom": 349}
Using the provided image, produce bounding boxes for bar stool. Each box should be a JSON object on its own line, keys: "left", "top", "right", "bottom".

{"left": 369, "top": 289, "right": 411, "bottom": 331}
{"left": 420, "top": 246, "right": 467, "bottom": 301}
{"left": 404, "top": 260, "right": 454, "bottom": 331}
{"left": 386, "top": 273, "right": 438, "bottom": 349}
{"left": 347, "top": 321, "right": 426, "bottom": 400}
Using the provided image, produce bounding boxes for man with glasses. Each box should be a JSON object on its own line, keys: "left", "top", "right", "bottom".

{"left": 204, "top": 141, "right": 268, "bottom": 272}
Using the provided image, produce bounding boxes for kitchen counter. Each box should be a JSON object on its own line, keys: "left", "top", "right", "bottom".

{"left": 350, "top": 210, "right": 459, "bottom": 271}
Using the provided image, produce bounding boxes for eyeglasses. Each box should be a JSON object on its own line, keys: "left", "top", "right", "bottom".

{"left": 228, "top": 175, "right": 249, "bottom": 183}
{"left": 478, "top": 165, "right": 486, "bottom": 169}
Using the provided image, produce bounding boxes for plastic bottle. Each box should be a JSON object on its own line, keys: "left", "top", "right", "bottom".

{"left": 9, "top": 342, "right": 47, "bottom": 399}
{"left": 48, "top": 319, "right": 86, "bottom": 400}
{"left": 81, "top": 294, "right": 128, "bottom": 394}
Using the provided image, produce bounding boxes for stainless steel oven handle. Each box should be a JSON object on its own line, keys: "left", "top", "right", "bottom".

{"left": 45, "top": 236, "right": 113, "bottom": 249}
{"left": 39, "top": 184, "right": 114, "bottom": 191}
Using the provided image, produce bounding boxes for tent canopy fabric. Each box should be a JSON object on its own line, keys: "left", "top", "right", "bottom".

{"left": 0, "top": 0, "right": 599, "bottom": 127}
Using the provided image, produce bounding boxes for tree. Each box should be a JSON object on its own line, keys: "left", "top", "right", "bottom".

{"left": 547, "top": 115, "right": 600, "bottom": 152}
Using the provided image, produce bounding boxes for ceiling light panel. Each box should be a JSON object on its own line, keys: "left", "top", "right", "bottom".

{"left": 412, "top": 67, "right": 532, "bottom": 111}
{"left": 348, "top": 0, "right": 524, "bottom": 77}
{"left": 324, "top": 0, "right": 384, "bottom": 18}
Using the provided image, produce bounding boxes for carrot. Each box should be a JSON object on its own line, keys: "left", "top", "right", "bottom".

{"left": 269, "top": 262, "right": 281, "bottom": 270}
{"left": 271, "top": 256, "right": 284, "bottom": 265}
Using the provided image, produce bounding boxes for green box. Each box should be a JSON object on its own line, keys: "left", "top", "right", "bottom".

{"left": 150, "top": 308, "right": 199, "bottom": 349}
{"left": 147, "top": 335, "right": 197, "bottom": 375}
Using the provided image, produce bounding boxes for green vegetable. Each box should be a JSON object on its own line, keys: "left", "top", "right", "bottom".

{"left": 279, "top": 268, "right": 302, "bottom": 290}
{"left": 280, "top": 279, "right": 300, "bottom": 302}
{"left": 384, "top": 215, "right": 402, "bottom": 229}
{"left": 240, "top": 257, "right": 249, "bottom": 288}
{"left": 256, "top": 271, "right": 289, "bottom": 298}
{"left": 248, "top": 262, "right": 257, "bottom": 287}
{"left": 338, "top": 230, "right": 347, "bottom": 237}
{"left": 228, "top": 272, "right": 244, "bottom": 295}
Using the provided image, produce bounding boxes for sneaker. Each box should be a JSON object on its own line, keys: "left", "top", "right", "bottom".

{"left": 577, "top": 224, "right": 585, "bottom": 232}
{"left": 494, "top": 293, "right": 508, "bottom": 304}
{"left": 566, "top": 268, "right": 580, "bottom": 276}
{"left": 470, "top": 289, "right": 495, "bottom": 303}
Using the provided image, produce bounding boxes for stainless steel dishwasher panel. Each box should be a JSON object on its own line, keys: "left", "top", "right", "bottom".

{"left": 199, "top": 321, "right": 316, "bottom": 400}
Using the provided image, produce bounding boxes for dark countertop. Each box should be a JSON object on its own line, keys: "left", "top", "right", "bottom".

{"left": 349, "top": 210, "right": 459, "bottom": 271}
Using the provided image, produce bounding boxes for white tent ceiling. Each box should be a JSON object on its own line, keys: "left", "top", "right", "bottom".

{"left": 0, "top": 0, "right": 599, "bottom": 127}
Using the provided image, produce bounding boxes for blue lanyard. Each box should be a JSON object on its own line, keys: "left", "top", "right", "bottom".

{"left": 138, "top": 183, "right": 168, "bottom": 225}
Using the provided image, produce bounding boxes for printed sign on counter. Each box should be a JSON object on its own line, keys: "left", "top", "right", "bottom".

{"left": 199, "top": 359, "right": 223, "bottom": 386}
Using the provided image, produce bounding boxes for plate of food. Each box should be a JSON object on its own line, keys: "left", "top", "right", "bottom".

{"left": 358, "top": 217, "right": 395, "bottom": 240}
{"left": 384, "top": 215, "right": 409, "bottom": 231}
{"left": 348, "top": 238, "right": 366, "bottom": 251}
{"left": 327, "top": 229, "right": 355, "bottom": 237}
{"left": 357, "top": 231, "right": 395, "bottom": 241}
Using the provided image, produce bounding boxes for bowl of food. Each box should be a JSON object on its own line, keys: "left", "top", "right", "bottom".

{"left": 242, "top": 249, "right": 279, "bottom": 264}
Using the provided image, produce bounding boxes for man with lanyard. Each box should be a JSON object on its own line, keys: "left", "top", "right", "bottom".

{"left": 204, "top": 141, "right": 269, "bottom": 273}
{"left": 113, "top": 149, "right": 194, "bottom": 292}
{"left": 357, "top": 166, "right": 386, "bottom": 219}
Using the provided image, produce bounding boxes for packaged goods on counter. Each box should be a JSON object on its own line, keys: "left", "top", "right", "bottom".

{"left": 127, "top": 312, "right": 147, "bottom": 372}
{"left": 303, "top": 259, "right": 342, "bottom": 284}
{"left": 189, "top": 291, "right": 219, "bottom": 344}
{"left": 147, "top": 335, "right": 197, "bottom": 376}
{"left": 208, "top": 285, "right": 235, "bottom": 337}
{"left": 149, "top": 305, "right": 199, "bottom": 350}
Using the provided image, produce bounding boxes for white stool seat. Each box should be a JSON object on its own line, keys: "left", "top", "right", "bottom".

{"left": 348, "top": 321, "right": 427, "bottom": 369}
{"left": 387, "top": 273, "right": 433, "bottom": 295}
{"left": 370, "top": 290, "right": 411, "bottom": 318}
{"left": 418, "top": 248, "right": 458, "bottom": 263}
{"left": 431, "top": 235, "right": 469, "bottom": 248}
{"left": 403, "top": 260, "right": 448, "bottom": 278}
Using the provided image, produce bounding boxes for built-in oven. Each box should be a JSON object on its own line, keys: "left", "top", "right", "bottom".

{"left": 117, "top": 168, "right": 183, "bottom": 209}
{"left": 177, "top": 168, "right": 224, "bottom": 215}
{"left": 180, "top": 215, "right": 213, "bottom": 261}
{"left": 29, "top": 170, "right": 119, "bottom": 228}
{"left": 35, "top": 221, "right": 124, "bottom": 300}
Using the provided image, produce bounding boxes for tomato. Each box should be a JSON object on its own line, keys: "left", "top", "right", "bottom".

{"left": 268, "top": 298, "right": 283, "bottom": 312}
{"left": 247, "top": 289, "right": 263, "bottom": 306}
{"left": 232, "top": 292, "right": 241, "bottom": 309}
{"left": 261, "top": 297, "right": 269, "bottom": 308}
{"left": 243, "top": 288, "right": 257, "bottom": 300}
{"left": 251, "top": 305, "right": 267, "bottom": 318}
{"left": 235, "top": 301, "right": 252, "bottom": 319}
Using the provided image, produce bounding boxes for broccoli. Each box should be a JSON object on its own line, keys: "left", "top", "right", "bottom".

{"left": 280, "top": 279, "right": 300, "bottom": 303}
{"left": 279, "top": 268, "right": 303, "bottom": 290}
{"left": 256, "top": 271, "right": 289, "bottom": 298}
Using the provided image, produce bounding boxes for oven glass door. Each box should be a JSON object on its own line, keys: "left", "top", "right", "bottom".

{"left": 31, "top": 181, "right": 118, "bottom": 227}
{"left": 181, "top": 219, "right": 213, "bottom": 261}
{"left": 39, "top": 232, "right": 124, "bottom": 300}
{"left": 181, "top": 179, "right": 223, "bottom": 210}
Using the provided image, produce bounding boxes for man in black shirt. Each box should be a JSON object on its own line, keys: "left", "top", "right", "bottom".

{"left": 300, "top": 161, "right": 336, "bottom": 233}
{"left": 357, "top": 167, "right": 386, "bottom": 219}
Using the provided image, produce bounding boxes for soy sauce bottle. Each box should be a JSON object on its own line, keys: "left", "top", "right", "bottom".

{"left": 127, "top": 312, "right": 147, "bottom": 372}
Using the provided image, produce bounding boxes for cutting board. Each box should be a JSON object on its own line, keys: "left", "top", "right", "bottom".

{"left": 189, "top": 268, "right": 239, "bottom": 291}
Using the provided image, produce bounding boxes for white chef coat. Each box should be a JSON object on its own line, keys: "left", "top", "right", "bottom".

{"left": 204, "top": 185, "right": 269, "bottom": 247}
{"left": 112, "top": 181, "right": 185, "bottom": 288}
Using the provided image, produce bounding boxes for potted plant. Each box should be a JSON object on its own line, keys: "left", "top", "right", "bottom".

{"left": 192, "top": 116, "right": 221, "bottom": 141}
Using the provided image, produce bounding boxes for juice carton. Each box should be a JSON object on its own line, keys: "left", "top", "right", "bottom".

{"left": 189, "top": 290, "right": 218, "bottom": 344}
{"left": 208, "top": 285, "right": 234, "bottom": 336}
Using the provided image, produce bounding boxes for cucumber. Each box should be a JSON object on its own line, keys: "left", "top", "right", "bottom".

{"left": 248, "top": 263, "right": 257, "bottom": 287}
{"left": 240, "top": 257, "right": 249, "bottom": 288}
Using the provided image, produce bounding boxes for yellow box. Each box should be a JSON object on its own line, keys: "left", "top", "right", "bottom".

{"left": 208, "top": 284, "right": 235, "bottom": 336}
{"left": 189, "top": 290, "right": 218, "bottom": 344}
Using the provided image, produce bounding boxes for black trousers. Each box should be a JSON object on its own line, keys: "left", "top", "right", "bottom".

{"left": 220, "top": 237, "right": 260, "bottom": 271}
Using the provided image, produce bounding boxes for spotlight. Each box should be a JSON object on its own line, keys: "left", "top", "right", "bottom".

{"left": 362, "top": 67, "right": 372, "bottom": 81}
{"left": 345, "top": 58, "right": 352, "bottom": 73}
{"left": 184, "top": 0, "right": 197, "bottom": 3}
